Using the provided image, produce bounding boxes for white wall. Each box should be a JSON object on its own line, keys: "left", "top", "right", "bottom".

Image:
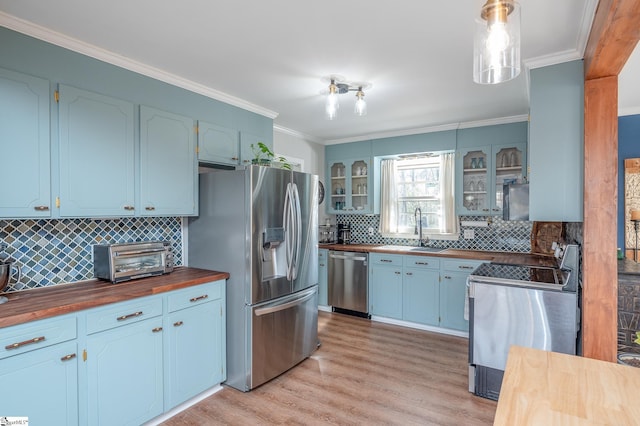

{"left": 273, "top": 129, "right": 329, "bottom": 223}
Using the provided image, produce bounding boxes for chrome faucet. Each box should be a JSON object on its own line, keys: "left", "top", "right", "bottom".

{"left": 414, "top": 207, "right": 428, "bottom": 247}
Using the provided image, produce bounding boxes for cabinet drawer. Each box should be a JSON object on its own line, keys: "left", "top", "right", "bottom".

{"left": 441, "top": 259, "right": 483, "bottom": 273}
{"left": 403, "top": 255, "right": 440, "bottom": 270}
{"left": 0, "top": 315, "right": 76, "bottom": 359}
{"left": 369, "top": 253, "right": 403, "bottom": 266}
{"left": 167, "top": 280, "right": 223, "bottom": 313}
{"left": 86, "top": 296, "right": 163, "bottom": 334}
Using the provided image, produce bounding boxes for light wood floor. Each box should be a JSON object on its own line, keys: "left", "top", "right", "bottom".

{"left": 162, "top": 311, "right": 497, "bottom": 425}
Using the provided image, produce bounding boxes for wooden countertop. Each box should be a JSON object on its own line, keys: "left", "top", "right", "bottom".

{"left": 494, "top": 346, "right": 640, "bottom": 425}
{"left": 0, "top": 267, "right": 229, "bottom": 329}
{"left": 319, "top": 244, "right": 557, "bottom": 267}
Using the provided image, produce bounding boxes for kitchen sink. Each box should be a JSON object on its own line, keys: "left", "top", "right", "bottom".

{"left": 409, "top": 247, "right": 446, "bottom": 253}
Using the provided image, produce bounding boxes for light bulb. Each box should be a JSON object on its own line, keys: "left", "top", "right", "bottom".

{"left": 354, "top": 89, "right": 367, "bottom": 116}
{"left": 486, "top": 22, "right": 509, "bottom": 53}
{"left": 325, "top": 81, "right": 339, "bottom": 120}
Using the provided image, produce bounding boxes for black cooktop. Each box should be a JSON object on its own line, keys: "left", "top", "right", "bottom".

{"left": 470, "top": 262, "right": 568, "bottom": 288}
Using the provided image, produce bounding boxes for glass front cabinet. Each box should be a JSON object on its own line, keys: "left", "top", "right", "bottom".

{"left": 457, "top": 143, "right": 526, "bottom": 216}
{"left": 327, "top": 158, "right": 372, "bottom": 214}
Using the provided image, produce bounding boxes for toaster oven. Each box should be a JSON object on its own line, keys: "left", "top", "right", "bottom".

{"left": 93, "top": 241, "right": 174, "bottom": 283}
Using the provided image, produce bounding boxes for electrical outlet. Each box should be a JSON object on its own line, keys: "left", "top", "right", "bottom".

{"left": 464, "top": 229, "right": 474, "bottom": 239}
{"left": 368, "top": 227, "right": 374, "bottom": 236}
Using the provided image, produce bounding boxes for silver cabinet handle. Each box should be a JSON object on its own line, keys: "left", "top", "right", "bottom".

{"left": 190, "top": 294, "right": 208, "bottom": 303}
{"left": 61, "top": 353, "right": 76, "bottom": 362}
{"left": 458, "top": 265, "right": 475, "bottom": 270}
{"left": 394, "top": 271, "right": 401, "bottom": 275}
{"left": 124, "top": 205, "right": 135, "bottom": 211}
{"left": 5, "top": 336, "right": 45, "bottom": 350}
{"left": 380, "top": 259, "right": 393, "bottom": 263}
{"left": 117, "top": 311, "right": 143, "bottom": 321}
{"left": 414, "top": 261, "right": 429, "bottom": 265}
{"left": 319, "top": 263, "right": 325, "bottom": 267}
{"left": 33, "top": 206, "right": 50, "bottom": 211}
{"left": 444, "top": 275, "right": 452, "bottom": 279}
{"left": 145, "top": 206, "right": 156, "bottom": 211}
{"left": 152, "top": 327, "right": 163, "bottom": 333}
{"left": 406, "top": 272, "right": 413, "bottom": 276}
{"left": 173, "top": 321, "right": 184, "bottom": 327}
{"left": 231, "top": 157, "right": 239, "bottom": 161}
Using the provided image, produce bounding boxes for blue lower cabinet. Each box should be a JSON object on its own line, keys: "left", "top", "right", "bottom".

{"left": 403, "top": 267, "right": 439, "bottom": 326}
{"left": 165, "top": 295, "right": 225, "bottom": 409}
{"left": 0, "top": 341, "right": 78, "bottom": 425}
{"left": 86, "top": 316, "right": 164, "bottom": 426}
{"left": 369, "top": 254, "right": 404, "bottom": 319}
{"left": 439, "top": 272, "right": 471, "bottom": 331}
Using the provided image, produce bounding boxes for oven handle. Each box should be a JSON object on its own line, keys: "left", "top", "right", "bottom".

{"left": 329, "top": 253, "right": 367, "bottom": 262}
{"left": 114, "top": 249, "right": 166, "bottom": 257}
{"left": 254, "top": 288, "right": 316, "bottom": 317}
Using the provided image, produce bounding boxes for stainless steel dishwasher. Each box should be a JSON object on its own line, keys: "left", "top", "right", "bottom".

{"left": 328, "top": 250, "right": 369, "bottom": 317}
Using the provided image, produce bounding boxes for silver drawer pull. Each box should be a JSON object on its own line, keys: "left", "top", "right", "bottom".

{"left": 380, "top": 259, "right": 393, "bottom": 263}
{"left": 5, "top": 336, "right": 46, "bottom": 350}
{"left": 190, "top": 294, "right": 209, "bottom": 302}
{"left": 231, "top": 157, "right": 239, "bottom": 161}
{"left": 145, "top": 206, "right": 156, "bottom": 211}
{"left": 124, "top": 205, "right": 135, "bottom": 211}
{"left": 444, "top": 275, "right": 452, "bottom": 279}
{"left": 414, "top": 262, "right": 429, "bottom": 265}
{"left": 152, "top": 327, "right": 163, "bottom": 333}
{"left": 174, "top": 321, "right": 184, "bottom": 327}
{"left": 61, "top": 353, "right": 76, "bottom": 362}
{"left": 33, "top": 205, "right": 50, "bottom": 211}
{"left": 458, "top": 265, "right": 475, "bottom": 270}
{"left": 394, "top": 271, "right": 401, "bottom": 275}
{"left": 117, "top": 311, "right": 143, "bottom": 321}
{"left": 406, "top": 272, "right": 413, "bottom": 276}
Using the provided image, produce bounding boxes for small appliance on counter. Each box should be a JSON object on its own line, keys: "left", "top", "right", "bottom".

{"left": 93, "top": 241, "right": 174, "bottom": 283}
{"left": 319, "top": 224, "right": 336, "bottom": 243}
{"left": 337, "top": 223, "right": 351, "bottom": 244}
{"left": 0, "top": 243, "right": 21, "bottom": 304}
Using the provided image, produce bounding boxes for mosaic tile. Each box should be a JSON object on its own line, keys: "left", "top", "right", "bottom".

{"left": 336, "top": 214, "right": 533, "bottom": 252}
{"left": 0, "top": 217, "right": 183, "bottom": 293}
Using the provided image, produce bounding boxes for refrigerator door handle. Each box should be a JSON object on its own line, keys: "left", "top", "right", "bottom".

{"left": 283, "top": 182, "right": 295, "bottom": 280}
{"left": 291, "top": 183, "right": 302, "bottom": 280}
{"left": 254, "top": 287, "right": 316, "bottom": 316}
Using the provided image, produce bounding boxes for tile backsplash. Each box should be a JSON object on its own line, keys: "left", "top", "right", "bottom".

{"left": 336, "top": 214, "right": 533, "bottom": 252}
{"left": 0, "top": 217, "right": 183, "bottom": 293}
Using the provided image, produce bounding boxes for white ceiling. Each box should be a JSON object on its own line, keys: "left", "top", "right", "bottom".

{"left": 2, "top": 0, "right": 636, "bottom": 144}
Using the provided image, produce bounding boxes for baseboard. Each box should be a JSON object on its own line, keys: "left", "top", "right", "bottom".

{"left": 370, "top": 315, "right": 469, "bottom": 338}
{"left": 143, "top": 384, "right": 224, "bottom": 425}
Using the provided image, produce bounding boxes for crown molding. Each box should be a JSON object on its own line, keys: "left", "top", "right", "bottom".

{"left": 273, "top": 124, "right": 323, "bottom": 144}
{"left": 0, "top": 12, "right": 279, "bottom": 119}
{"left": 524, "top": 49, "right": 583, "bottom": 70}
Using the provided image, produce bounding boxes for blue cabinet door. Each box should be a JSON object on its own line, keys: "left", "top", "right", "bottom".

{"left": 0, "top": 68, "right": 51, "bottom": 218}
{"left": 58, "top": 84, "right": 135, "bottom": 217}
{"left": 0, "top": 341, "right": 78, "bottom": 425}
{"left": 369, "top": 265, "right": 403, "bottom": 319}
{"left": 86, "top": 317, "right": 164, "bottom": 426}
{"left": 198, "top": 121, "right": 239, "bottom": 166}
{"left": 240, "top": 131, "right": 270, "bottom": 167}
{"left": 327, "top": 157, "right": 372, "bottom": 214}
{"left": 439, "top": 271, "right": 470, "bottom": 331}
{"left": 140, "top": 106, "right": 197, "bottom": 216}
{"left": 165, "top": 298, "right": 224, "bottom": 409}
{"left": 403, "top": 268, "right": 440, "bottom": 326}
{"left": 318, "top": 249, "right": 328, "bottom": 306}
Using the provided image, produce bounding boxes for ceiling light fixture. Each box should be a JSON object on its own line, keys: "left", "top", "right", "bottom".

{"left": 473, "top": 0, "right": 521, "bottom": 84}
{"left": 324, "top": 76, "right": 370, "bottom": 120}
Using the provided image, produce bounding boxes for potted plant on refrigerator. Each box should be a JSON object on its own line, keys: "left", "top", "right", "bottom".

{"left": 251, "top": 142, "right": 291, "bottom": 169}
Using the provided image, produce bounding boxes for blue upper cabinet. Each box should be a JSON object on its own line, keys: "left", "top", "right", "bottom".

{"left": 198, "top": 121, "right": 239, "bottom": 166}
{"left": 240, "top": 131, "right": 270, "bottom": 167}
{"left": 58, "top": 85, "right": 136, "bottom": 217}
{"left": 140, "top": 106, "right": 197, "bottom": 216}
{"left": 529, "top": 60, "right": 584, "bottom": 221}
{"left": 0, "top": 68, "right": 51, "bottom": 218}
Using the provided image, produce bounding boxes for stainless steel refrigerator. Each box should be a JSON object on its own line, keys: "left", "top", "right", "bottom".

{"left": 188, "top": 166, "right": 319, "bottom": 391}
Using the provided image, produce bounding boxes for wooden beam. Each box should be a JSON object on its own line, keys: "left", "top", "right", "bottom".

{"left": 583, "top": 76, "right": 619, "bottom": 362}
{"left": 584, "top": 0, "right": 640, "bottom": 79}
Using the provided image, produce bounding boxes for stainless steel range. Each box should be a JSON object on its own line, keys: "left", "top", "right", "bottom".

{"left": 467, "top": 244, "right": 580, "bottom": 400}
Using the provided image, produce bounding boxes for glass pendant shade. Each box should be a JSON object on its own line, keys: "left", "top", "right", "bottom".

{"left": 354, "top": 90, "right": 367, "bottom": 116}
{"left": 325, "top": 85, "right": 339, "bottom": 120}
{"left": 473, "top": 0, "right": 521, "bottom": 84}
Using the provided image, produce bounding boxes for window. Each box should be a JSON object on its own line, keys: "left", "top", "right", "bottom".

{"left": 380, "top": 152, "right": 457, "bottom": 237}
{"left": 396, "top": 156, "right": 442, "bottom": 233}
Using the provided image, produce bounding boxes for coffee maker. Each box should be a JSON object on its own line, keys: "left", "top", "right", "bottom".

{"left": 337, "top": 223, "right": 351, "bottom": 245}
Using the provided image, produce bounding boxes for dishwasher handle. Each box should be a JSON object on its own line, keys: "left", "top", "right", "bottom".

{"left": 329, "top": 253, "right": 367, "bottom": 262}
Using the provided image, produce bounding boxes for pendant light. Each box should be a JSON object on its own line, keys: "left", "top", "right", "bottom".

{"left": 323, "top": 76, "right": 370, "bottom": 120}
{"left": 473, "top": 0, "right": 521, "bottom": 84}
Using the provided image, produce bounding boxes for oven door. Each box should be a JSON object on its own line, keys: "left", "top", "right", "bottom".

{"left": 111, "top": 250, "right": 166, "bottom": 282}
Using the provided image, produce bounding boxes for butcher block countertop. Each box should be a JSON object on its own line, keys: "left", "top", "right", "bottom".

{"left": 319, "top": 243, "right": 557, "bottom": 267}
{"left": 0, "top": 267, "right": 229, "bottom": 329}
{"left": 494, "top": 346, "right": 640, "bottom": 425}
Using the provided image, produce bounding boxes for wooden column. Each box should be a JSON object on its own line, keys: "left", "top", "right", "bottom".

{"left": 583, "top": 75, "right": 619, "bottom": 361}
{"left": 582, "top": 0, "right": 640, "bottom": 361}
